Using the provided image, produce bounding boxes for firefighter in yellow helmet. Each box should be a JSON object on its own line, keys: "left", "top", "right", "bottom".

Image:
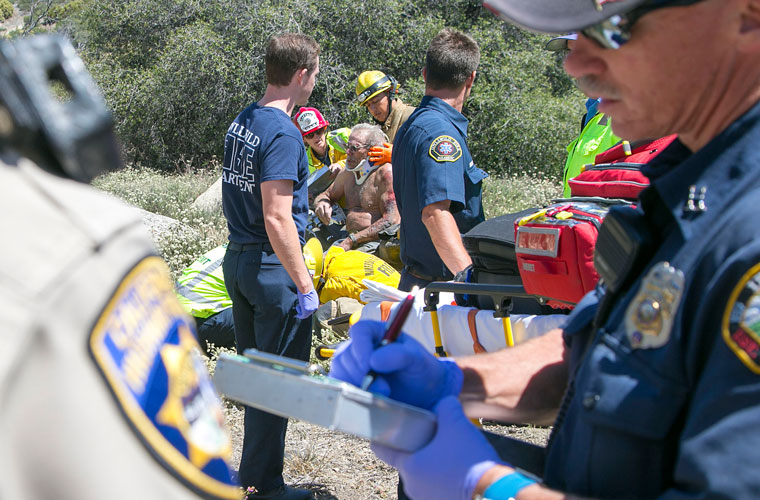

{"left": 355, "top": 70, "right": 416, "bottom": 165}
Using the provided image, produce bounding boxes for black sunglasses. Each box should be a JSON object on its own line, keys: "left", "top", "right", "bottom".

{"left": 580, "top": 0, "right": 702, "bottom": 49}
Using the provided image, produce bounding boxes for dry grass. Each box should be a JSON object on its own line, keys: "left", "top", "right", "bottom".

{"left": 205, "top": 348, "right": 551, "bottom": 500}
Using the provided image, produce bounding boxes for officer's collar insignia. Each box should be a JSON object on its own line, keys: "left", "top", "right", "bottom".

{"left": 347, "top": 158, "right": 380, "bottom": 185}
{"left": 89, "top": 256, "right": 240, "bottom": 499}
{"left": 722, "top": 263, "right": 760, "bottom": 373}
{"left": 625, "top": 262, "right": 684, "bottom": 349}
{"left": 429, "top": 135, "right": 462, "bottom": 163}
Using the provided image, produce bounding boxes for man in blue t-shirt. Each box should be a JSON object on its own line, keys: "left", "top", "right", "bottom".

{"left": 221, "top": 33, "right": 320, "bottom": 500}
{"left": 392, "top": 28, "right": 488, "bottom": 292}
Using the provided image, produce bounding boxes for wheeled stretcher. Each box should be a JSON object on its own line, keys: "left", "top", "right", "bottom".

{"left": 316, "top": 280, "right": 567, "bottom": 359}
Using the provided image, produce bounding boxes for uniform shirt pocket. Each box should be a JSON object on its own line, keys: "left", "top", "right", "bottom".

{"left": 465, "top": 161, "right": 488, "bottom": 185}
{"left": 581, "top": 334, "right": 687, "bottom": 440}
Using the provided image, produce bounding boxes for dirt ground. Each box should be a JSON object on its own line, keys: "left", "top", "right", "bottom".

{"left": 223, "top": 400, "right": 551, "bottom": 499}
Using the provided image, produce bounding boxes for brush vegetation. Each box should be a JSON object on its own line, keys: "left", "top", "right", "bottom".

{"left": 30, "top": 0, "right": 585, "bottom": 180}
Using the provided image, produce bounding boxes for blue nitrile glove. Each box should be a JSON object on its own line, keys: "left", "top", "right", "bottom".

{"left": 372, "top": 396, "right": 504, "bottom": 500}
{"left": 329, "top": 320, "right": 463, "bottom": 410}
{"left": 296, "top": 289, "right": 319, "bottom": 319}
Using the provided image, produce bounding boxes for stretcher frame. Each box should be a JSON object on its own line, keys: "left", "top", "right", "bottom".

{"left": 422, "top": 281, "right": 536, "bottom": 356}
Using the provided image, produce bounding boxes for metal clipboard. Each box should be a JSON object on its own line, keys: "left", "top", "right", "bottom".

{"left": 214, "top": 349, "right": 436, "bottom": 452}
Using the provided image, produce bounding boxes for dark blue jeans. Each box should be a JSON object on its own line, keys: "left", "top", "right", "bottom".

{"left": 223, "top": 246, "right": 313, "bottom": 492}
{"left": 194, "top": 307, "right": 236, "bottom": 354}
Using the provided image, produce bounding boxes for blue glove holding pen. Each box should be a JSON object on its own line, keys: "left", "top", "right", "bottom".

{"left": 330, "top": 320, "right": 463, "bottom": 410}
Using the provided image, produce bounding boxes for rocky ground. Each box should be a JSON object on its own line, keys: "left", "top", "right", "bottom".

{"left": 223, "top": 400, "right": 551, "bottom": 499}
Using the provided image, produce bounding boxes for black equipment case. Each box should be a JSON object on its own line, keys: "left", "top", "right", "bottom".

{"left": 462, "top": 208, "right": 559, "bottom": 314}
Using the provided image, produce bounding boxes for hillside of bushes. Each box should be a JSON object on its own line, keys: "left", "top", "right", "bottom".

{"left": 39, "top": 0, "right": 585, "bottom": 179}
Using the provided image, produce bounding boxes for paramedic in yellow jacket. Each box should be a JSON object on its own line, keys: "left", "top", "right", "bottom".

{"left": 356, "top": 70, "right": 416, "bottom": 165}
{"left": 294, "top": 106, "right": 350, "bottom": 175}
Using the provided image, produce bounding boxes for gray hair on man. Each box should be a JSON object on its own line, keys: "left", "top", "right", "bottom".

{"left": 350, "top": 123, "right": 386, "bottom": 148}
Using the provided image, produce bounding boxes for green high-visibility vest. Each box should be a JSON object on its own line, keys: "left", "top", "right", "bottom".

{"left": 175, "top": 244, "right": 232, "bottom": 319}
{"left": 562, "top": 113, "right": 620, "bottom": 197}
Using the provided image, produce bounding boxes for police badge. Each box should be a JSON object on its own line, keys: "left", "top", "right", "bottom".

{"left": 625, "top": 262, "right": 685, "bottom": 349}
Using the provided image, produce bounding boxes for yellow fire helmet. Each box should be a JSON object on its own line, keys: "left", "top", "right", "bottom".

{"left": 356, "top": 70, "right": 399, "bottom": 106}
{"left": 303, "top": 237, "right": 324, "bottom": 289}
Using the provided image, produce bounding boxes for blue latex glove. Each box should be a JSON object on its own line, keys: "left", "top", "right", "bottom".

{"left": 372, "top": 396, "right": 504, "bottom": 500}
{"left": 330, "top": 320, "right": 463, "bottom": 410}
{"left": 296, "top": 288, "right": 319, "bottom": 319}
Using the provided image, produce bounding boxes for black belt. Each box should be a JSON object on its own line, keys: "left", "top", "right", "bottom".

{"left": 404, "top": 267, "right": 447, "bottom": 283}
{"left": 227, "top": 241, "right": 273, "bottom": 252}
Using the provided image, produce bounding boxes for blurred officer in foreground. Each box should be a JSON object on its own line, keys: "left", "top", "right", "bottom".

{"left": 0, "top": 35, "right": 240, "bottom": 499}
{"left": 332, "top": 0, "right": 760, "bottom": 498}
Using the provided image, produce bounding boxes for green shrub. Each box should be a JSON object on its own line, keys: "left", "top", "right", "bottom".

{"left": 0, "top": 0, "right": 13, "bottom": 20}
{"left": 68, "top": 0, "right": 583, "bottom": 179}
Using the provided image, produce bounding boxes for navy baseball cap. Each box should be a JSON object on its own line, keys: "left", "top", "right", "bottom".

{"left": 483, "top": 0, "right": 701, "bottom": 33}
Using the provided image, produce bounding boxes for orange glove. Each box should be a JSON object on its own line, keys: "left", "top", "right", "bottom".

{"left": 368, "top": 142, "right": 393, "bottom": 165}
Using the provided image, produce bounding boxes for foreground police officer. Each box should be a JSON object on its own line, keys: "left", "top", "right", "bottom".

{"left": 1, "top": 35, "right": 240, "bottom": 499}
{"left": 392, "top": 28, "right": 488, "bottom": 291}
{"left": 332, "top": 0, "right": 760, "bottom": 498}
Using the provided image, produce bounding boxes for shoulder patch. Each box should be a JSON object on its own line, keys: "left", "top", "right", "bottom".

{"left": 89, "top": 256, "right": 240, "bottom": 499}
{"left": 722, "top": 263, "right": 760, "bottom": 374}
{"left": 428, "top": 135, "right": 462, "bottom": 163}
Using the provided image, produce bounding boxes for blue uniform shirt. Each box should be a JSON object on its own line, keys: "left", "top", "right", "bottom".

{"left": 544, "top": 101, "right": 760, "bottom": 498}
{"left": 392, "top": 96, "right": 488, "bottom": 279}
{"left": 221, "top": 103, "right": 309, "bottom": 245}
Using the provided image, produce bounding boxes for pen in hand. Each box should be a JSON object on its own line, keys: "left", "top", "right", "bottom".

{"left": 360, "top": 289, "right": 417, "bottom": 391}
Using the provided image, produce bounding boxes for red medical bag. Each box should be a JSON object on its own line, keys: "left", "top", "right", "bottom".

{"left": 568, "top": 134, "right": 677, "bottom": 200}
{"left": 514, "top": 201, "right": 611, "bottom": 309}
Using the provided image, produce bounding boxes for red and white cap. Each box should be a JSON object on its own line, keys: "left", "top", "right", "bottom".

{"left": 294, "top": 107, "right": 329, "bottom": 137}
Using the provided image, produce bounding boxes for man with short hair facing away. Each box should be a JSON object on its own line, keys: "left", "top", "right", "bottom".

{"left": 331, "top": 1, "right": 760, "bottom": 499}
{"left": 221, "top": 33, "right": 319, "bottom": 500}
{"left": 293, "top": 106, "right": 349, "bottom": 177}
{"left": 313, "top": 123, "right": 400, "bottom": 256}
{"left": 392, "top": 28, "right": 488, "bottom": 292}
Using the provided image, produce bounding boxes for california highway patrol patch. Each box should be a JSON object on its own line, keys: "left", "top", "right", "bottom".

{"left": 429, "top": 135, "right": 462, "bottom": 162}
{"left": 722, "top": 263, "right": 760, "bottom": 373}
{"left": 89, "top": 256, "right": 240, "bottom": 499}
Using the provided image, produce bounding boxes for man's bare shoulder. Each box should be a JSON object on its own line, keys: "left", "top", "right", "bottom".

{"left": 375, "top": 163, "right": 394, "bottom": 187}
